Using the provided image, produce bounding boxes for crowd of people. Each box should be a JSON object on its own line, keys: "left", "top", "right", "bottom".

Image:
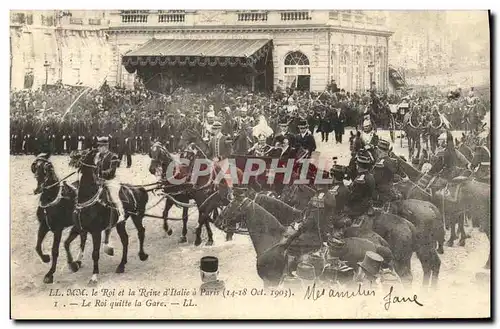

{"left": 10, "top": 77, "right": 489, "bottom": 162}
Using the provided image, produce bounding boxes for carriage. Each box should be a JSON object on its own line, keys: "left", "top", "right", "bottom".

{"left": 389, "top": 101, "right": 409, "bottom": 146}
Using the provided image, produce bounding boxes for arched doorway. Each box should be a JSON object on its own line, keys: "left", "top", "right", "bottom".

{"left": 284, "top": 51, "right": 310, "bottom": 91}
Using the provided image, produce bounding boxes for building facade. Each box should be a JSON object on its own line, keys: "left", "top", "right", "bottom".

{"left": 10, "top": 10, "right": 392, "bottom": 93}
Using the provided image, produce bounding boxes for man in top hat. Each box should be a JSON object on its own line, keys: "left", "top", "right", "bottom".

{"left": 273, "top": 118, "right": 296, "bottom": 148}
{"left": 331, "top": 104, "right": 346, "bottom": 144}
{"left": 199, "top": 256, "right": 225, "bottom": 294}
{"left": 346, "top": 155, "right": 376, "bottom": 229}
{"left": 373, "top": 139, "right": 402, "bottom": 210}
{"left": 208, "top": 121, "right": 235, "bottom": 201}
{"left": 295, "top": 119, "right": 316, "bottom": 157}
{"left": 94, "top": 136, "right": 125, "bottom": 223}
{"left": 354, "top": 251, "right": 384, "bottom": 289}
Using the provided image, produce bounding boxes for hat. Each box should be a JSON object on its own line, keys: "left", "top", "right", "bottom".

{"left": 357, "top": 251, "right": 384, "bottom": 276}
{"left": 200, "top": 256, "right": 218, "bottom": 273}
{"left": 212, "top": 121, "right": 222, "bottom": 130}
{"left": 296, "top": 262, "right": 316, "bottom": 281}
{"left": 330, "top": 164, "right": 345, "bottom": 178}
{"left": 378, "top": 139, "right": 391, "bottom": 152}
{"left": 298, "top": 120, "right": 307, "bottom": 128}
{"left": 278, "top": 118, "right": 288, "bottom": 126}
{"left": 240, "top": 107, "right": 248, "bottom": 113}
{"left": 207, "top": 111, "right": 215, "bottom": 118}
{"left": 97, "top": 136, "right": 109, "bottom": 145}
{"left": 438, "top": 132, "right": 447, "bottom": 141}
{"left": 363, "top": 120, "right": 372, "bottom": 128}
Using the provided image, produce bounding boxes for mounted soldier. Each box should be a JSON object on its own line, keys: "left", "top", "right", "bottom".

{"left": 428, "top": 131, "right": 458, "bottom": 181}
{"left": 94, "top": 136, "right": 125, "bottom": 223}
{"left": 470, "top": 129, "right": 491, "bottom": 183}
{"left": 373, "top": 139, "right": 402, "bottom": 210}
{"left": 360, "top": 119, "right": 379, "bottom": 147}
{"left": 325, "top": 164, "right": 351, "bottom": 241}
{"left": 346, "top": 155, "right": 376, "bottom": 229}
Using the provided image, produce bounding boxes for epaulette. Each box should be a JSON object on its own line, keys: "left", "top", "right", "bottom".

{"left": 374, "top": 158, "right": 385, "bottom": 168}
{"left": 329, "top": 185, "right": 339, "bottom": 196}
{"left": 355, "top": 174, "right": 366, "bottom": 183}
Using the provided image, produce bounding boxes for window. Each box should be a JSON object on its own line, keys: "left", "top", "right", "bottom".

{"left": 284, "top": 51, "right": 310, "bottom": 90}
{"left": 364, "top": 51, "right": 373, "bottom": 90}
{"left": 340, "top": 51, "right": 349, "bottom": 90}
{"left": 330, "top": 51, "right": 337, "bottom": 80}
{"left": 354, "top": 52, "right": 362, "bottom": 92}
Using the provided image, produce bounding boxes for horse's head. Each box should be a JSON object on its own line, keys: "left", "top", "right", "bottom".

{"left": 78, "top": 148, "right": 99, "bottom": 183}
{"left": 213, "top": 194, "right": 249, "bottom": 234}
{"left": 31, "top": 154, "right": 56, "bottom": 195}
{"left": 148, "top": 142, "right": 171, "bottom": 177}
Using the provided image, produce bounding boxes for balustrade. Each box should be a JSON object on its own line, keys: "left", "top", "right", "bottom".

{"left": 280, "top": 11, "right": 311, "bottom": 21}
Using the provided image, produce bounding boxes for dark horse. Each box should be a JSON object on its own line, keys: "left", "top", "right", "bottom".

{"left": 403, "top": 107, "right": 423, "bottom": 161}
{"left": 395, "top": 155, "right": 491, "bottom": 269}
{"left": 69, "top": 148, "right": 149, "bottom": 285}
{"left": 31, "top": 153, "right": 86, "bottom": 283}
{"left": 214, "top": 195, "right": 312, "bottom": 287}
{"left": 149, "top": 137, "right": 244, "bottom": 246}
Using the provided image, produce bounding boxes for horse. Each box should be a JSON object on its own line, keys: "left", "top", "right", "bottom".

{"left": 149, "top": 141, "right": 220, "bottom": 246}
{"left": 31, "top": 154, "right": 86, "bottom": 283}
{"left": 251, "top": 193, "right": 396, "bottom": 273}
{"left": 215, "top": 195, "right": 395, "bottom": 286}
{"left": 70, "top": 148, "right": 149, "bottom": 285}
{"left": 149, "top": 140, "right": 243, "bottom": 245}
{"left": 428, "top": 114, "right": 443, "bottom": 154}
{"left": 403, "top": 107, "right": 423, "bottom": 161}
{"left": 395, "top": 155, "right": 491, "bottom": 269}
{"left": 214, "top": 195, "right": 311, "bottom": 287}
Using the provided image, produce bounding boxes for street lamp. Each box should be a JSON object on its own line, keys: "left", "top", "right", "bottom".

{"left": 43, "top": 60, "right": 50, "bottom": 90}
{"left": 368, "top": 61, "right": 375, "bottom": 89}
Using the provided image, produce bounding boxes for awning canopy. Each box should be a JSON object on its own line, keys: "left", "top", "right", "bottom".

{"left": 122, "top": 39, "right": 272, "bottom": 69}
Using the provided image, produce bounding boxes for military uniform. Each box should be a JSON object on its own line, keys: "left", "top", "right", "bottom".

{"left": 95, "top": 136, "right": 125, "bottom": 222}
{"left": 373, "top": 140, "right": 402, "bottom": 207}
{"left": 325, "top": 165, "right": 351, "bottom": 241}
{"left": 347, "top": 155, "right": 376, "bottom": 225}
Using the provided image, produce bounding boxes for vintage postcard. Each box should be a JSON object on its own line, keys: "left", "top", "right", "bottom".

{"left": 10, "top": 9, "right": 491, "bottom": 319}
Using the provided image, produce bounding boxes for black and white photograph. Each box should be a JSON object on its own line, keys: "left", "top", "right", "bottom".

{"left": 8, "top": 9, "right": 491, "bottom": 319}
